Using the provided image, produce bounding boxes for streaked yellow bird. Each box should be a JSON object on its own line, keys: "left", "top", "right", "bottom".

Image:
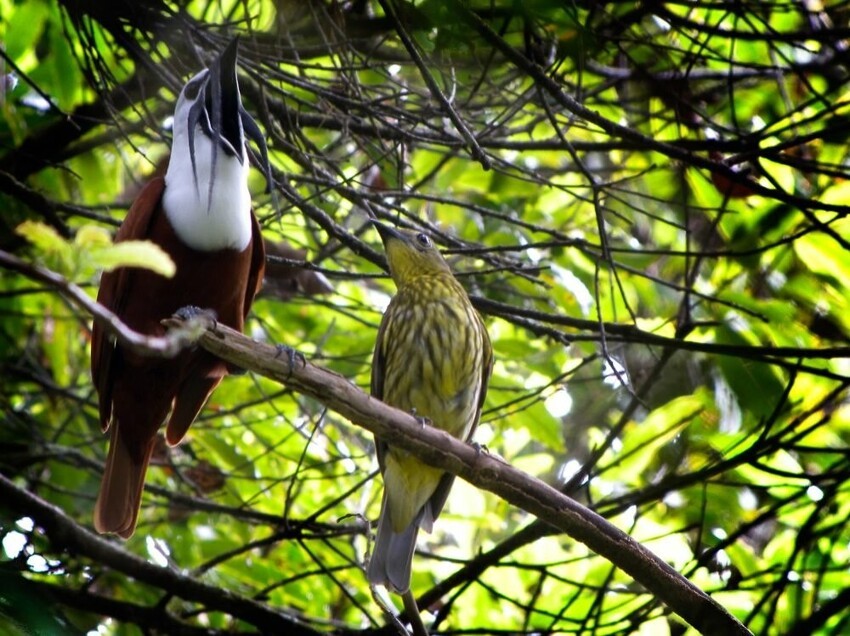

{"left": 368, "top": 221, "right": 493, "bottom": 594}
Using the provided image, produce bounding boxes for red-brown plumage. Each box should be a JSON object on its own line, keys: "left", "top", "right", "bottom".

{"left": 91, "top": 176, "right": 264, "bottom": 538}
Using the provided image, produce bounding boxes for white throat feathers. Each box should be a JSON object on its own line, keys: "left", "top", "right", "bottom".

{"left": 163, "top": 71, "right": 252, "bottom": 253}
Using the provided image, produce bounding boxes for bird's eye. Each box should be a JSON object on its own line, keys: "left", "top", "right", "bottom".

{"left": 415, "top": 233, "right": 431, "bottom": 248}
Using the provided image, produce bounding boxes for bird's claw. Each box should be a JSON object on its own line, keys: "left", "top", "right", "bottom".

{"left": 163, "top": 306, "right": 218, "bottom": 342}
{"left": 174, "top": 305, "right": 217, "bottom": 325}
{"left": 274, "top": 344, "right": 305, "bottom": 377}
{"left": 409, "top": 408, "right": 430, "bottom": 427}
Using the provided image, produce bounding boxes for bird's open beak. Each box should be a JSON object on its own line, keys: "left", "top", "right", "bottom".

{"left": 219, "top": 38, "right": 274, "bottom": 191}
{"left": 210, "top": 37, "right": 243, "bottom": 159}
{"left": 187, "top": 37, "right": 274, "bottom": 193}
{"left": 185, "top": 38, "right": 243, "bottom": 162}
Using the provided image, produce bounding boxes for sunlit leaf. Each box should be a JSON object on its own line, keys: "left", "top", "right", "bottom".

{"left": 89, "top": 241, "right": 176, "bottom": 278}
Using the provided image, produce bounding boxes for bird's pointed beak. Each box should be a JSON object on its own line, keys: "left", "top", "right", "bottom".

{"left": 210, "top": 36, "right": 243, "bottom": 159}
{"left": 219, "top": 37, "right": 274, "bottom": 192}
{"left": 372, "top": 220, "right": 407, "bottom": 246}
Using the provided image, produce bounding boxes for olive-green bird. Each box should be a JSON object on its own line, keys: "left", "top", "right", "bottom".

{"left": 368, "top": 221, "right": 493, "bottom": 594}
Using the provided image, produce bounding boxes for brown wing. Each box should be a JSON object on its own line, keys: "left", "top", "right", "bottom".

{"left": 91, "top": 177, "right": 166, "bottom": 432}
{"left": 243, "top": 209, "right": 265, "bottom": 317}
{"left": 168, "top": 209, "right": 264, "bottom": 442}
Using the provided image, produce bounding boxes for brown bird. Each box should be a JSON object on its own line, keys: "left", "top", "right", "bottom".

{"left": 91, "top": 39, "right": 269, "bottom": 538}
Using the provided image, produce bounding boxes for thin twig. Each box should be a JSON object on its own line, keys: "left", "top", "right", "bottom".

{"left": 377, "top": 0, "right": 491, "bottom": 170}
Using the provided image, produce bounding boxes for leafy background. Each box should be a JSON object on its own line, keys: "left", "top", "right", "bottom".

{"left": 2, "top": 0, "right": 850, "bottom": 634}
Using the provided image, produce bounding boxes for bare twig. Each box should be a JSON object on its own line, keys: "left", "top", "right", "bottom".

{"left": 377, "top": 0, "right": 490, "bottom": 169}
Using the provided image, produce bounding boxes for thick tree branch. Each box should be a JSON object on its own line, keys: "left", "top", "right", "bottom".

{"left": 171, "top": 317, "right": 750, "bottom": 636}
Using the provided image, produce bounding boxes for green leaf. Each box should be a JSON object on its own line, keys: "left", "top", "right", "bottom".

{"left": 47, "top": 21, "right": 81, "bottom": 110}
{"left": 15, "top": 220, "right": 73, "bottom": 271}
{"left": 16, "top": 222, "right": 175, "bottom": 279}
{"left": 715, "top": 320, "right": 787, "bottom": 420}
{"left": 3, "top": 1, "right": 49, "bottom": 60}
{"left": 15, "top": 220, "right": 66, "bottom": 253}
{"left": 89, "top": 241, "right": 176, "bottom": 278}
